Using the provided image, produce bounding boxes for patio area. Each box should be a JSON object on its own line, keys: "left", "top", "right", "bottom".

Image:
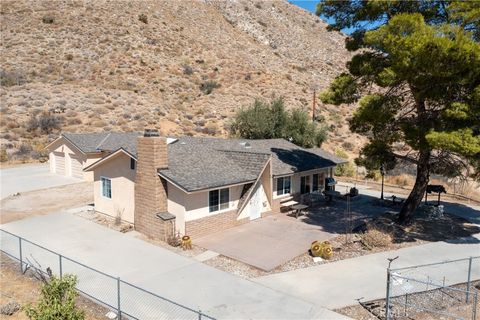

{"left": 195, "top": 194, "right": 388, "bottom": 271}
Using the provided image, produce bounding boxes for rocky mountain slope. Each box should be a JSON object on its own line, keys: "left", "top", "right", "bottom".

{"left": 0, "top": 0, "right": 361, "bottom": 159}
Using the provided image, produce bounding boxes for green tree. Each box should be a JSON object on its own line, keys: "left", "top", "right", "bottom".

{"left": 25, "top": 273, "right": 84, "bottom": 320}
{"left": 230, "top": 97, "right": 327, "bottom": 148}
{"left": 334, "top": 149, "right": 355, "bottom": 177}
{"left": 318, "top": 1, "right": 480, "bottom": 223}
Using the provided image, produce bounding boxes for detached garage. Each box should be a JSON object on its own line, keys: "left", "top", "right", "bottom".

{"left": 46, "top": 132, "right": 142, "bottom": 181}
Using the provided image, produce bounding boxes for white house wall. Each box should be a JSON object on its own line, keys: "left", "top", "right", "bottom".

{"left": 93, "top": 152, "right": 136, "bottom": 224}
{"left": 167, "top": 182, "right": 186, "bottom": 235}
{"left": 183, "top": 184, "right": 242, "bottom": 222}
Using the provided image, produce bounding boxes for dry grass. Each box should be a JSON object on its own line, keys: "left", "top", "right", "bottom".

{"left": 361, "top": 227, "right": 392, "bottom": 248}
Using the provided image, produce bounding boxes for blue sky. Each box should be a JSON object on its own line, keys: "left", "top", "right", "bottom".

{"left": 289, "top": 0, "right": 358, "bottom": 35}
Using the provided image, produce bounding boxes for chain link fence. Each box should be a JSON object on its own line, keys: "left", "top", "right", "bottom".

{"left": 386, "top": 256, "right": 480, "bottom": 320}
{"left": 0, "top": 229, "right": 215, "bottom": 320}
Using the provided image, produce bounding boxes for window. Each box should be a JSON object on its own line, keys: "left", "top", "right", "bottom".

{"left": 101, "top": 177, "right": 112, "bottom": 199}
{"left": 300, "top": 176, "right": 310, "bottom": 194}
{"left": 209, "top": 188, "right": 229, "bottom": 212}
{"left": 130, "top": 158, "right": 136, "bottom": 170}
{"left": 276, "top": 176, "right": 291, "bottom": 196}
{"left": 312, "top": 174, "right": 319, "bottom": 192}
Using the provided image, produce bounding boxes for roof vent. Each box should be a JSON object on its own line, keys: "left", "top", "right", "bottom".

{"left": 166, "top": 138, "right": 178, "bottom": 144}
{"left": 244, "top": 142, "right": 251, "bottom": 148}
{"left": 144, "top": 129, "right": 159, "bottom": 137}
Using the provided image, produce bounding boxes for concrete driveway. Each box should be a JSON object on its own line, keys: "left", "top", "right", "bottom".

{"left": 0, "top": 212, "right": 350, "bottom": 319}
{"left": 0, "top": 164, "right": 81, "bottom": 199}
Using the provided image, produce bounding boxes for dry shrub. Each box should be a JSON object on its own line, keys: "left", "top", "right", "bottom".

{"left": 67, "top": 117, "right": 82, "bottom": 125}
{"left": 361, "top": 227, "right": 392, "bottom": 248}
{"left": 91, "top": 120, "right": 107, "bottom": 127}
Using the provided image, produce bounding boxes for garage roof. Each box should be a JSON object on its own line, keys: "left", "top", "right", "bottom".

{"left": 62, "top": 132, "right": 141, "bottom": 154}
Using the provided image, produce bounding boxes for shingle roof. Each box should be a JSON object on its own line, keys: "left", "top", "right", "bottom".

{"left": 159, "top": 144, "right": 270, "bottom": 192}
{"left": 68, "top": 132, "right": 345, "bottom": 192}
{"left": 158, "top": 136, "right": 346, "bottom": 192}
{"left": 62, "top": 132, "right": 141, "bottom": 155}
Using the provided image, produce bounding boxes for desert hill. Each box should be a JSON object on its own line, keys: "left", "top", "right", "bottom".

{"left": 0, "top": 0, "right": 361, "bottom": 159}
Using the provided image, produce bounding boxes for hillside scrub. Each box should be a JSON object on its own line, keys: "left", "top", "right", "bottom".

{"left": 230, "top": 97, "right": 327, "bottom": 148}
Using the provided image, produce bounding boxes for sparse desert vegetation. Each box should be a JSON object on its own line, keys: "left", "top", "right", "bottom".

{"left": 0, "top": 0, "right": 361, "bottom": 163}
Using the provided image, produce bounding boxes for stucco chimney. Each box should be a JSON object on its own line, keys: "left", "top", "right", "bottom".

{"left": 134, "top": 129, "right": 170, "bottom": 239}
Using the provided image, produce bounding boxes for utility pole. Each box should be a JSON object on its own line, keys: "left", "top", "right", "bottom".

{"left": 312, "top": 89, "right": 316, "bottom": 122}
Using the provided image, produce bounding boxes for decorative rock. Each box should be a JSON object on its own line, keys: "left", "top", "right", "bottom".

{"left": 0, "top": 302, "right": 21, "bottom": 316}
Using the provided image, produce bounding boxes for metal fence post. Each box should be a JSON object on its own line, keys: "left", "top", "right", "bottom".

{"left": 18, "top": 237, "right": 23, "bottom": 272}
{"left": 59, "top": 254, "right": 63, "bottom": 278}
{"left": 117, "top": 277, "right": 121, "bottom": 319}
{"left": 472, "top": 292, "right": 478, "bottom": 320}
{"left": 385, "top": 269, "right": 391, "bottom": 320}
{"left": 467, "top": 257, "right": 473, "bottom": 303}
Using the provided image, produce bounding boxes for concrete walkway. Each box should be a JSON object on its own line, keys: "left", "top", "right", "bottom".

{"left": 0, "top": 212, "right": 350, "bottom": 319}
{"left": 0, "top": 164, "right": 81, "bottom": 199}
{"left": 255, "top": 201, "right": 480, "bottom": 309}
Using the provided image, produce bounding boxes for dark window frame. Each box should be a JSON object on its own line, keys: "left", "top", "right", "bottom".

{"left": 312, "top": 174, "right": 319, "bottom": 192}
{"left": 130, "top": 158, "right": 136, "bottom": 170}
{"left": 101, "top": 177, "right": 112, "bottom": 199}
{"left": 300, "top": 176, "right": 311, "bottom": 195}
{"left": 276, "top": 176, "right": 291, "bottom": 196}
{"left": 209, "top": 188, "right": 230, "bottom": 213}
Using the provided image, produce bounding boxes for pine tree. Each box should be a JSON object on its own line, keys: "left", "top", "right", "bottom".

{"left": 318, "top": 1, "right": 480, "bottom": 223}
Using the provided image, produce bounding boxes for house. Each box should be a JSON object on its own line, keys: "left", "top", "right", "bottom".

{"left": 81, "top": 129, "right": 346, "bottom": 240}
{"left": 46, "top": 132, "right": 141, "bottom": 181}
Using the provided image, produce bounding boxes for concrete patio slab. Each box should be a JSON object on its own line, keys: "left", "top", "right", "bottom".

{"left": 195, "top": 214, "right": 336, "bottom": 271}
{"left": 195, "top": 194, "right": 389, "bottom": 271}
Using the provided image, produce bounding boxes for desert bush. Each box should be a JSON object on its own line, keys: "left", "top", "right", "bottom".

{"left": 365, "top": 169, "right": 381, "bottom": 181}
{"left": 67, "top": 117, "right": 82, "bottom": 125}
{"left": 334, "top": 149, "right": 355, "bottom": 177}
{"left": 24, "top": 272, "right": 84, "bottom": 320}
{"left": 14, "top": 143, "right": 32, "bottom": 158}
{"left": 138, "top": 13, "right": 148, "bottom": 24}
{"left": 200, "top": 81, "right": 220, "bottom": 95}
{"left": 205, "top": 122, "right": 219, "bottom": 135}
{"left": 91, "top": 120, "right": 107, "bottom": 127}
{"left": 392, "top": 175, "right": 411, "bottom": 187}
{"left": 38, "top": 112, "right": 61, "bottom": 134}
{"left": 26, "top": 114, "right": 39, "bottom": 132}
{"left": 361, "top": 227, "right": 392, "bottom": 248}
{"left": 342, "top": 141, "right": 354, "bottom": 151}
{"left": 6, "top": 120, "right": 19, "bottom": 129}
{"left": 0, "top": 69, "right": 27, "bottom": 87}
{"left": 0, "top": 148, "right": 8, "bottom": 162}
{"left": 182, "top": 65, "right": 193, "bottom": 75}
{"left": 42, "top": 15, "right": 55, "bottom": 24}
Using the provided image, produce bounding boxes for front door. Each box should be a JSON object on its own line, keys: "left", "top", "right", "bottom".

{"left": 249, "top": 184, "right": 262, "bottom": 220}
